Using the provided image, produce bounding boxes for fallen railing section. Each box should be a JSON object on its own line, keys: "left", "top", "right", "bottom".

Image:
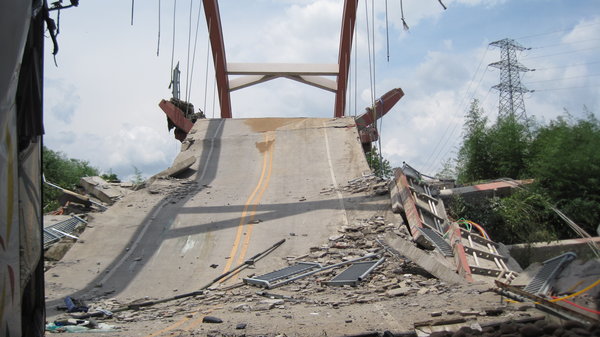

{"left": 389, "top": 163, "right": 520, "bottom": 284}
{"left": 43, "top": 215, "right": 87, "bottom": 249}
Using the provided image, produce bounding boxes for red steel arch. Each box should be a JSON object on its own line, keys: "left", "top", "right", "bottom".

{"left": 202, "top": 0, "right": 358, "bottom": 119}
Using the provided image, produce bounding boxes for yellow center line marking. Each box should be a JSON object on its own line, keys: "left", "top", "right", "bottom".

{"left": 182, "top": 306, "right": 222, "bottom": 331}
{"left": 144, "top": 316, "right": 191, "bottom": 337}
{"left": 236, "top": 133, "right": 275, "bottom": 266}
{"left": 221, "top": 132, "right": 274, "bottom": 274}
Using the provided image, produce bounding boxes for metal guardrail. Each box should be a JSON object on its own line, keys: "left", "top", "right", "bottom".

{"left": 325, "top": 257, "right": 385, "bottom": 286}
{"left": 43, "top": 215, "right": 87, "bottom": 249}
{"left": 418, "top": 227, "right": 454, "bottom": 257}
{"left": 244, "top": 262, "right": 321, "bottom": 288}
{"left": 524, "top": 252, "right": 577, "bottom": 295}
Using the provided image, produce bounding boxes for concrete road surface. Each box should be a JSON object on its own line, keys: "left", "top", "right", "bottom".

{"left": 45, "top": 117, "right": 375, "bottom": 305}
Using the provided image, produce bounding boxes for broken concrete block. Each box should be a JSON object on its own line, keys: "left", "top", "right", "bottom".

{"left": 45, "top": 242, "right": 73, "bottom": 261}
{"left": 232, "top": 303, "right": 251, "bottom": 312}
{"left": 252, "top": 298, "right": 284, "bottom": 311}
{"left": 385, "top": 287, "right": 411, "bottom": 297}
{"left": 383, "top": 233, "right": 466, "bottom": 285}
{"left": 155, "top": 156, "right": 196, "bottom": 178}
{"left": 80, "top": 176, "right": 125, "bottom": 204}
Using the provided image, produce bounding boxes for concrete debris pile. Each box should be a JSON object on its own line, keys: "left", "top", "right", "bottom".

{"left": 147, "top": 178, "right": 201, "bottom": 204}
{"left": 412, "top": 316, "right": 600, "bottom": 337}
{"left": 80, "top": 176, "right": 130, "bottom": 205}
{"left": 321, "top": 174, "right": 389, "bottom": 196}
{"left": 45, "top": 175, "right": 133, "bottom": 215}
{"left": 44, "top": 167, "right": 600, "bottom": 336}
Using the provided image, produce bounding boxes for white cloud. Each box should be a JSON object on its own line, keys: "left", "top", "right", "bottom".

{"left": 562, "top": 17, "right": 600, "bottom": 47}
{"left": 40, "top": 0, "right": 600, "bottom": 180}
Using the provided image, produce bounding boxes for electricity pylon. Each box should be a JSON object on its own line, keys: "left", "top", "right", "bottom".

{"left": 489, "top": 38, "right": 533, "bottom": 120}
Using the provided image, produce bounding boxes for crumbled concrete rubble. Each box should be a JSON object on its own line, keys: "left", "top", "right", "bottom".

{"left": 46, "top": 174, "right": 600, "bottom": 336}
{"left": 59, "top": 213, "right": 534, "bottom": 336}
{"left": 147, "top": 177, "right": 201, "bottom": 204}
{"left": 417, "top": 318, "right": 600, "bottom": 337}
{"left": 80, "top": 176, "right": 130, "bottom": 205}
{"left": 320, "top": 174, "right": 390, "bottom": 196}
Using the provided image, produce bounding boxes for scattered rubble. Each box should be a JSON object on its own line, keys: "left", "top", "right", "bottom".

{"left": 80, "top": 176, "right": 129, "bottom": 205}
{"left": 45, "top": 169, "right": 600, "bottom": 336}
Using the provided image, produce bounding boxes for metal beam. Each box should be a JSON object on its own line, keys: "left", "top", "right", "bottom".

{"left": 334, "top": 0, "right": 358, "bottom": 118}
{"left": 229, "top": 75, "right": 276, "bottom": 91}
{"left": 285, "top": 75, "right": 337, "bottom": 93}
{"left": 227, "top": 63, "right": 338, "bottom": 76}
{"left": 203, "top": 0, "right": 232, "bottom": 118}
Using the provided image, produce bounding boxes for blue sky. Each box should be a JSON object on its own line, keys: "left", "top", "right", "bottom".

{"left": 43, "top": 0, "right": 600, "bottom": 180}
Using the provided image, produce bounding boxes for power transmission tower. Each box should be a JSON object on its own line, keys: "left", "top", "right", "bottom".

{"left": 489, "top": 38, "right": 533, "bottom": 120}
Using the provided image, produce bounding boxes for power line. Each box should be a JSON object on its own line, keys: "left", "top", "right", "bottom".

{"left": 533, "top": 84, "right": 600, "bottom": 92}
{"left": 516, "top": 21, "right": 600, "bottom": 40}
{"left": 534, "top": 60, "right": 600, "bottom": 71}
{"left": 522, "top": 46, "right": 600, "bottom": 60}
{"left": 524, "top": 73, "right": 600, "bottom": 85}
{"left": 529, "top": 37, "right": 600, "bottom": 49}
{"left": 423, "top": 46, "right": 490, "bottom": 172}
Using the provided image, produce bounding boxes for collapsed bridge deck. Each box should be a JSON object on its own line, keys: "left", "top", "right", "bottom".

{"left": 45, "top": 117, "right": 372, "bottom": 302}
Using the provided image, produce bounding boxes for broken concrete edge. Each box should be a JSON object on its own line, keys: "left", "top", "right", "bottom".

{"left": 80, "top": 176, "right": 125, "bottom": 205}
{"left": 383, "top": 232, "right": 467, "bottom": 285}
{"left": 508, "top": 236, "right": 600, "bottom": 266}
{"left": 495, "top": 280, "right": 600, "bottom": 326}
{"left": 448, "top": 221, "right": 475, "bottom": 282}
{"left": 335, "top": 315, "right": 549, "bottom": 337}
{"left": 438, "top": 178, "right": 535, "bottom": 201}
{"left": 392, "top": 168, "right": 428, "bottom": 246}
{"left": 389, "top": 181, "right": 403, "bottom": 214}
{"left": 152, "top": 156, "right": 196, "bottom": 179}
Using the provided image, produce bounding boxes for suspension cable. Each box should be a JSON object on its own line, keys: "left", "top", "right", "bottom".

{"left": 131, "top": 0, "right": 135, "bottom": 26}
{"left": 364, "top": 1, "right": 374, "bottom": 106}
{"left": 169, "top": 0, "right": 177, "bottom": 85}
{"left": 400, "top": 0, "right": 409, "bottom": 31}
{"left": 211, "top": 76, "right": 217, "bottom": 119}
{"left": 157, "top": 0, "right": 161, "bottom": 56}
{"left": 188, "top": 0, "right": 204, "bottom": 107}
{"left": 184, "top": 0, "right": 193, "bottom": 103}
{"left": 204, "top": 20, "right": 212, "bottom": 114}
{"left": 385, "top": 0, "right": 390, "bottom": 62}
{"left": 354, "top": 23, "right": 358, "bottom": 117}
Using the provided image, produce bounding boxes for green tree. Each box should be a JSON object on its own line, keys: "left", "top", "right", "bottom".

{"left": 451, "top": 108, "right": 600, "bottom": 244}
{"left": 486, "top": 113, "right": 531, "bottom": 179}
{"left": 365, "top": 146, "right": 393, "bottom": 179}
{"left": 456, "top": 99, "right": 492, "bottom": 183}
{"left": 43, "top": 146, "right": 99, "bottom": 210}
{"left": 131, "top": 166, "right": 145, "bottom": 185}
{"left": 527, "top": 113, "right": 600, "bottom": 236}
{"left": 101, "top": 169, "right": 120, "bottom": 183}
{"left": 456, "top": 100, "right": 532, "bottom": 183}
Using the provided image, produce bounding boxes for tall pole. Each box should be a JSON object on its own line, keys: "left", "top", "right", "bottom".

{"left": 489, "top": 38, "right": 533, "bottom": 120}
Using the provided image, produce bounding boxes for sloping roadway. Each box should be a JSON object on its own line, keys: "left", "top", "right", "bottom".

{"left": 45, "top": 117, "right": 376, "bottom": 309}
